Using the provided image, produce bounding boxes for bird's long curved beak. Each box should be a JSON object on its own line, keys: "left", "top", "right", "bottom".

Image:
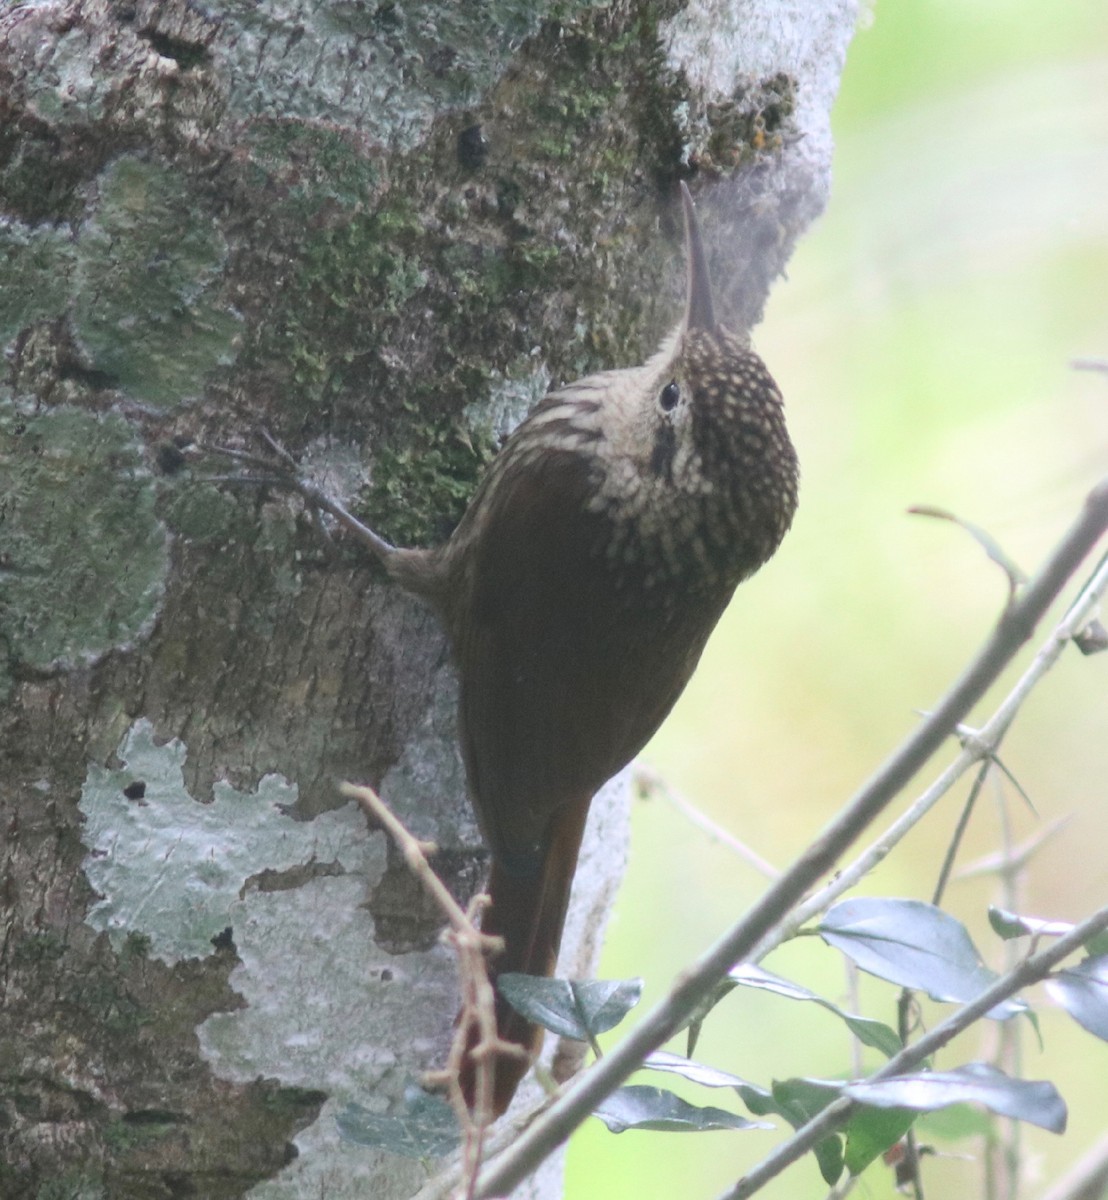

{"left": 680, "top": 181, "right": 716, "bottom": 332}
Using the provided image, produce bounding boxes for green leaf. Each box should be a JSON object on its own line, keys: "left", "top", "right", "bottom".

{"left": 843, "top": 1104, "right": 917, "bottom": 1176}
{"left": 1046, "top": 955, "right": 1108, "bottom": 1042}
{"left": 734, "top": 1082, "right": 782, "bottom": 1119}
{"left": 819, "top": 898, "right": 1024, "bottom": 1019}
{"left": 843, "top": 1064, "right": 1066, "bottom": 1134}
{"left": 813, "top": 1132, "right": 846, "bottom": 1186}
{"left": 593, "top": 1085, "right": 771, "bottom": 1134}
{"left": 497, "top": 975, "right": 643, "bottom": 1040}
{"left": 729, "top": 963, "right": 901, "bottom": 1057}
{"left": 771, "top": 1077, "right": 840, "bottom": 1125}
{"left": 770, "top": 1077, "right": 845, "bottom": 1185}
{"left": 839, "top": 1012, "right": 903, "bottom": 1058}
{"left": 336, "top": 1090, "right": 459, "bottom": 1158}
{"left": 988, "top": 906, "right": 1073, "bottom": 940}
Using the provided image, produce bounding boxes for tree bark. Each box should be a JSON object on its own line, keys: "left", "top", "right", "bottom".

{"left": 0, "top": 1, "right": 856, "bottom": 1196}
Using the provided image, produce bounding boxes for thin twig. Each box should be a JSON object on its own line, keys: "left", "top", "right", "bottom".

{"left": 719, "top": 899, "right": 1108, "bottom": 1200}
{"left": 895, "top": 983, "right": 926, "bottom": 1200}
{"left": 932, "top": 758, "right": 992, "bottom": 908}
{"left": 339, "top": 783, "right": 518, "bottom": 1200}
{"left": 845, "top": 960, "right": 864, "bottom": 1079}
{"left": 470, "top": 479, "right": 1108, "bottom": 1200}
{"left": 990, "top": 771, "right": 1026, "bottom": 1200}
{"left": 341, "top": 782, "right": 469, "bottom": 930}
{"left": 633, "top": 763, "right": 780, "bottom": 880}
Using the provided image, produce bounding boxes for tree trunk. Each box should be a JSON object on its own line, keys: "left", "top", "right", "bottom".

{"left": 0, "top": 1, "right": 856, "bottom": 1196}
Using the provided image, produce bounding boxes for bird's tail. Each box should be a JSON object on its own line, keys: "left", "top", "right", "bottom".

{"left": 459, "top": 793, "right": 592, "bottom": 1117}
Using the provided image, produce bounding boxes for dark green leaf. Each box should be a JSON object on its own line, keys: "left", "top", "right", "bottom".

{"left": 570, "top": 977, "right": 644, "bottom": 1034}
{"left": 843, "top": 1064, "right": 1066, "bottom": 1134}
{"left": 729, "top": 963, "right": 901, "bottom": 1057}
{"left": 593, "top": 1085, "right": 771, "bottom": 1134}
{"left": 771, "top": 1077, "right": 840, "bottom": 1126}
{"left": 813, "top": 1132, "right": 846, "bottom": 1185}
{"left": 819, "top": 897, "right": 1024, "bottom": 1018}
{"left": 839, "top": 1012, "right": 903, "bottom": 1057}
{"left": 988, "top": 906, "right": 1073, "bottom": 940}
{"left": 770, "top": 1077, "right": 844, "bottom": 1184}
{"left": 336, "top": 1091, "right": 458, "bottom": 1158}
{"left": 497, "top": 975, "right": 643, "bottom": 1040}
{"left": 1046, "top": 955, "right": 1108, "bottom": 1042}
{"left": 1087, "top": 932, "right": 1108, "bottom": 958}
{"left": 843, "top": 1104, "right": 917, "bottom": 1176}
{"left": 733, "top": 1082, "right": 783, "bottom": 1119}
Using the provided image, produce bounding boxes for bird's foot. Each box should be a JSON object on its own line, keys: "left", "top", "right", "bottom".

{"left": 201, "top": 429, "right": 397, "bottom": 563}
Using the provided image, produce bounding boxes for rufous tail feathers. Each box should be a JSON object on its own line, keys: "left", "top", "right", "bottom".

{"left": 459, "top": 793, "right": 591, "bottom": 1116}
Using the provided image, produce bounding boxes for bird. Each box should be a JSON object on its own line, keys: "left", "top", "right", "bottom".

{"left": 240, "top": 182, "right": 798, "bottom": 1116}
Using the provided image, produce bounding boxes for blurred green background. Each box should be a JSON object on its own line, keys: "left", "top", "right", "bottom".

{"left": 567, "top": 3, "right": 1108, "bottom": 1197}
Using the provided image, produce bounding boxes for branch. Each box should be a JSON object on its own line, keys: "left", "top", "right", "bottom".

{"left": 718, "top": 899, "right": 1108, "bottom": 1199}
{"left": 747, "top": 541, "right": 1108, "bottom": 962}
{"left": 472, "top": 477, "right": 1108, "bottom": 1199}
{"left": 338, "top": 784, "right": 517, "bottom": 1200}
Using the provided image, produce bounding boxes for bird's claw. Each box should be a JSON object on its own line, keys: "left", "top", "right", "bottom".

{"left": 200, "top": 429, "right": 396, "bottom": 562}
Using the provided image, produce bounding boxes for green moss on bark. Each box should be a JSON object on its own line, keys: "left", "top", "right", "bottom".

{"left": 72, "top": 158, "right": 242, "bottom": 407}
{"left": 0, "top": 402, "right": 168, "bottom": 692}
{"left": 0, "top": 222, "right": 76, "bottom": 346}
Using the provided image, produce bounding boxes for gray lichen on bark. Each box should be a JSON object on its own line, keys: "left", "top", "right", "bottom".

{"left": 0, "top": 0, "right": 856, "bottom": 1195}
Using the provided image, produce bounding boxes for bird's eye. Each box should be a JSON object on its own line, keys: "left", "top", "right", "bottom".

{"left": 660, "top": 381, "right": 680, "bottom": 412}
